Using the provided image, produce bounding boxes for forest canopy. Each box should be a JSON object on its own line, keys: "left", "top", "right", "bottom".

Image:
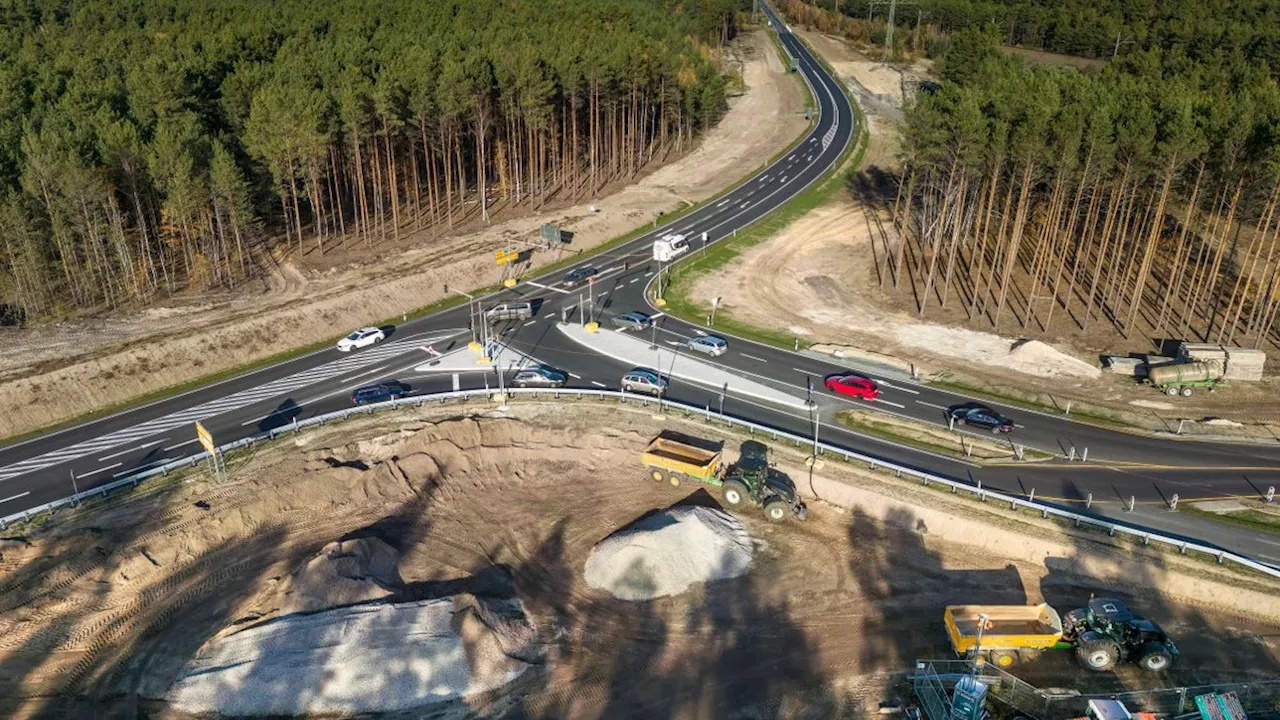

{"left": 0, "top": 0, "right": 743, "bottom": 318}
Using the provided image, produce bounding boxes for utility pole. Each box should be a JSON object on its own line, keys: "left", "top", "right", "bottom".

{"left": 885, "top": 0, "right": 898, "bottom": 56}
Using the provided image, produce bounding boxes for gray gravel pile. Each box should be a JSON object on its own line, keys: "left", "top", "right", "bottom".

{"left": 584, "top": 506, "right": 753, "bottom": 600}
{"left": 166, "top": 594, "right": 536, "bottom": 715}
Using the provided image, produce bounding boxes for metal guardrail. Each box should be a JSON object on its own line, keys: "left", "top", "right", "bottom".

{"left": 3, "top": 388, "right": 1277, "bottom": 580}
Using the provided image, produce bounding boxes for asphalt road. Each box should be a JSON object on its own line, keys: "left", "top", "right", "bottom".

{"left": 1, "top": 6, "right": 1277, "bottom": 564}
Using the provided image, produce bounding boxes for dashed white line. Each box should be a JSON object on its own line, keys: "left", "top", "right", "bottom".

{"left": 98, "top": 438, "right": 167, "bottom": 462}
{"left": 113, "top": 459, "right": 167, "bottom": 477}
{"left": 874, "top": 398, "right": 906, "bottom": 409}
{"left": 629, "top": 278, "right": 641, "bottom": 284}
{"left": 590, "top": 380, "right": 607, "bottom": 388}
{"left": 645, "top": 271, "right": 654, "bottom": 277}
{"left": 522, "top": 320, "right": 537, "bottom": 327}
{"left": 164, "top": 439, "right": 200, "bottom": 452}
{"left": 878, "top": 382, "right": 919, "bottom": 395}
{"left": 792, "top": 367, "right": 821, "bottom": 375}
{"left": 568, "top": 372, "right": 583, "bottom": 379}
{"left": 79, "top": 463, "right": 123, "bottom": 478}
{"left": 0, "top": 491, "right": 31, "bottom": 504}
{"left": 739, "top": 353, "right": 768, "bottom": 362}
{"left": 916, "top": 401, "right": 948, "bottom": 410}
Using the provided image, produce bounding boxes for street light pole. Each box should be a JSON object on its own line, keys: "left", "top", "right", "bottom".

{"left": 719, "top": 382, "right": 728, "bottom": 416}
{"left": 444, "top": 284, "right": 479, "bottom": 344}
{"left": 70, "top": 469, "right": 81, "bottom": 506}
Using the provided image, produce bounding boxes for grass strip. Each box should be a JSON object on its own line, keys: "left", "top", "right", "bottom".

{"left": 928, "top": 376, "right": 1141, "bottom": 432}
{"left": 1180, "top": 504, "right": 1280, "bottom": 537}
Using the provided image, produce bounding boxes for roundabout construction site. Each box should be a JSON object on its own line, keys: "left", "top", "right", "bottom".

{"left": 0, "top": 399, "right": 1276, "bottom": 718}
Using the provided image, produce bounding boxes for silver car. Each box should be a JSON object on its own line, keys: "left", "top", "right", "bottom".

{"left": 622, "top": 368, "right": 668, "bottom": 395}
{"left": 687, "top": 335, "right": 728, "bottom": 356}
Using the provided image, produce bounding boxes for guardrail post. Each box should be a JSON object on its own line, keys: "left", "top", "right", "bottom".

{"left": 1126, "top": 495, "right": 1136, "bottom": 512}
{"left": 793, "top": 337, "right": 799, "bottom": 351}
{"left": 1217, "top": 551, "right": 1225, "bottom": 564}
{"left": 1169, "top": 493, "right": 1179, "bottom": 511}
{"left": 1086, "top": 493, "right": 1093, "bottom": 510}
{"left": 1065, "top": 400, "right": 1072, "bottom": 416}
{"left": 1267, "top": 486, "right": 1275, "bottom": 503}
{"left": 1081, "top": 447, "right": 1088, "bottom": 463}
{"left": 1179, "top": 542, "right": 1187, "bottom": 554}
{"left": 1069, "top": 446, "right": 1076, "bottom": 462}
{"left": 1176, "top": 419, "right": 1185, "bottom": 435}
{"left": 1014, "top": 444, "right": 1024, "bottom": 460}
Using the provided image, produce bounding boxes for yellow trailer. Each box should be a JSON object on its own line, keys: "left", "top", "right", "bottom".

{"left": 944, "top": 604, "right": 1070, "bottom": 668}
{"left": 642, "top": 432, "right": 723, "bottom": 486}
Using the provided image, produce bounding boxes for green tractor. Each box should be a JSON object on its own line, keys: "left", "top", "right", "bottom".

{"left": 1064, "top": 598, "right": 1179, "bottom": 672}
{"left": 719, "top": 440, "right": 808, "bottom": 523}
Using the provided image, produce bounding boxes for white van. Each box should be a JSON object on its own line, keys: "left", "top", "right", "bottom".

{"left": 653, "top": 233, "right": 690, "bottom": 262}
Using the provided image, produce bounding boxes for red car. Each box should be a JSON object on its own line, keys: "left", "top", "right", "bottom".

{"left": 824, "top": 374, "right": 880, "bottom": 400}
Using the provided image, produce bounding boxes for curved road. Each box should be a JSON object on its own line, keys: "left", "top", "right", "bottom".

{"left": 1, "top": 5, "right": 1276, "bottom": 564}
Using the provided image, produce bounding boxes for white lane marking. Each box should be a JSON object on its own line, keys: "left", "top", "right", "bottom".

{"left": 792, "top": 367, "right": 821, "bottom": 375}
{"left": 781, "top": 176, "right": 789, "bottom": 183}
{"left": 598, "top": 292, "right": 609, "bottom": 298}
{"left": 874, "top": 398, "right": 906, "bottom": 409}
{"left": 568, "top": 372, "right": 582, "bottom": 379}
{"left": 98, "top": 438, "right": 167, "bottom": 462}
{"left": 522, "top": 320, "right": 537, "bottom": 327}
{"left": 0, "top": 491, "right": 31, "bottom": 504}
{"left": 343, "top": 363, "right": 393, "bottom": 382}
{"left": 79, "top": 463, "right": 123, "bottom": 478}
{"left": 590, "top": 381, "right": 607, "bottom": 388}
{"left": 524, "top": 280, "right": 571, "bottom": 295}
{"left": 717, "top": 199, "right": 730, "bottom": 207}
{"left": 645, "top": 271, "right": 654, "bottom": 277}
{"left": 916, "top": 401, "right": 949, "bottom": 410}
{"left": 739, "top": 353, "right": 768, "bottom": 362}
{"left": 877, "top": 381, "right": 920, "bottom": 395}
{"left": 113, "top": 459, "right": 167, "bottom": 477}
{"left": 452, "top": 373, "right": 460, "bottom": 391}
{"left": 629, "top": 278, "right": 641, "bottom": 284}
{"left": 164, "top": 439, "right": 200, "bottom": 452}
{"left": 649, "top": 312, "right": 666, "bottom": 320}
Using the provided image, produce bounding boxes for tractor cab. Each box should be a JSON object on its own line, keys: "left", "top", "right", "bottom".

{"left": 1064, "top": 598, "right": 1178, "bottom": 672}
{"left": 1087, "top": 598, "right": 1135, "bottom": 633}
{"left": 722, "top": 441, "right": 808, "bottom": 522}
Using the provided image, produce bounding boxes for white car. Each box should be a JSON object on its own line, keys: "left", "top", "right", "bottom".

{"left": 337, "top": 327, "right": 385, "bottom": 352}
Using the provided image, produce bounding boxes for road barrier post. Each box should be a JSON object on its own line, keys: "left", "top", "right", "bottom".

{"left": 1176, "top": 419, "right": 1185, "bottom": 434}
{"left": 793, "top": 337, "right": 799, "bottom": 351}
{"left": 70, "top": 470, "right": 81, "bottom": 507}
{"left": 1065, "top": 400, "right": 1072, "bottom": 416}
{"left": 1082, "top": 447, "right": 1088, "bottom": 463}
{"left": 1086, "top": 492, "right": 1093, "bottom": 510}
{"left": 1015, "top": 444, "right": 1024, "bottom": 461}
{"left": 1267, "top": 486, "right": 1276, "bottom": 503}
{"left": 1169, "top": 493, "right": 1179, "bottom": 511}
{"left": 1069, "top": 446, "right": 1076, "bottom": 462}
{"left": 948, "top": 415, "right": 955, "bottom": 432}
{"left": 1126, "top": 495, "right": 1136, "bottom": 512}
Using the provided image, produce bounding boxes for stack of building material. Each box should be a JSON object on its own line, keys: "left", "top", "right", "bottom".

{"left": 1224, "top": 347, "right": 1266, "bottom": 380}
{"left": 1177, "top": 342, "right": 1266, "bottom": 380}
{"left": 1102, "top": 356, "right": 1144, "bottom": 376}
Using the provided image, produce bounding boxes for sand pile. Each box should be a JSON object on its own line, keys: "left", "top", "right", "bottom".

{"left": 1008, "top": 339, "right": 1101, "bottom": 379}
{"left": 166, "top": 593, "right": 538, "bottom": 716}
{"left": 584, "top": 506, "right": 753, "bottom": 600}
{"left": 276, "top": 537, "right": 403, "bottom": 614}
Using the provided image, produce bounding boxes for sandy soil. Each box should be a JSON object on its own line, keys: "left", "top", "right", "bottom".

{"left": 0, "top": 28, "right": 809, "bottom": 440}
{"left": 0, "top": 403, "right": 1274, "bottom": 719}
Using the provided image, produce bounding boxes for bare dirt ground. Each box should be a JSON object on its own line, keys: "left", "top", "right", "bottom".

{"left": 0, "top": 403, "right": 1274, "bottom": 718}
{"left": 0, "top": 28, "right": 810, "bottom": 440}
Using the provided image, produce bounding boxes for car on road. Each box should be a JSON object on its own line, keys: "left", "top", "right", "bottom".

{"left": 687, "top": 335, "right": 728, "bottom": 356}
{"left": 824, "top": 374, "right": 880, "bottom": 400}
{"left": 351, "top": 381, "right": 410, "bottom": 405}
{"left": 512, "top": 366, "right": 568, "bottom": 388}
{"left": 622, "top": 367, "right": 668, "bottom": 395}
{"left": 562, "top": 266, "right": 598, "bottom": 288}
{"left": 948, "top": 405, "right": 1015, "bottom": 433}
{"left": 337, "top": 327, "right": 385, "bottom": 352}
{"left": 610, "top": 311, "right": 652, "bottom": 331}
{"left": 485, "top": 301, "right": 534, "bottom": 322}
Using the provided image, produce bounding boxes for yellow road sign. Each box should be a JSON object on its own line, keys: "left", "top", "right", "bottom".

{"left": 494, "top": 248, "right": 520, "bottom": 265}
{"left": 195, "top": 421, "right": 216, "bottom": 455}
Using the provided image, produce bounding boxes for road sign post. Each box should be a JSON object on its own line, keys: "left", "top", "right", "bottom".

{"left": 195, "top": 421, "right": 224, "bottom": 481}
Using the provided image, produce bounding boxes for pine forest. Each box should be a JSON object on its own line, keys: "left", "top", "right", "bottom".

{"left": 0, "top": 0, "right": 742, "bottom": 319}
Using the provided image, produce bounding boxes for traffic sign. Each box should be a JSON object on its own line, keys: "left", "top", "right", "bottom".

{"left": 494, "top": 248, "right": 520, "bottom": 265}
{"left": 541, "top": 224, "right": 559, "bottom": 243}
{"left": 195, "top": 421, "right": 216, "bottom": 455}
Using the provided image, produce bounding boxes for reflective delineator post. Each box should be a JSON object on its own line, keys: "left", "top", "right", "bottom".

{"left": 1169, "top": 493, "right": 1179, "bottom": 511}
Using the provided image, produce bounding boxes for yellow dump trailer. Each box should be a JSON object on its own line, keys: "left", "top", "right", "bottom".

{"left": 944, "top": 604, "right": 1069, "bottom": 668}
{"left": 642, "top": 433, "right": 723, "bottom": 486}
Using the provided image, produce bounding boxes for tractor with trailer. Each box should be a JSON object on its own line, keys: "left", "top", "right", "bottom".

{"left": 641, "top": 432, "right": 808, "bottom": 522}
{"left": 945, "top": 597, "right": 1177, "bottom": 672}
{"left": 1145, "top": 360, "right": 1223, "bottom": 397}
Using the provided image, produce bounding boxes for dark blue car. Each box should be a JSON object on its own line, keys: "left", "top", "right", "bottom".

{"left": 562, "top": 266, "right": 598, "bottom": 288}
{"left": 351, "top": 381, "right": 410, "bottom": 405}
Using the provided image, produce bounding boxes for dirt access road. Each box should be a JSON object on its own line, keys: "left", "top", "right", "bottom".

{"left": 0, "top": 403, "right": 1274, "bottom": 718}
{"left": 0, "top": 27, "right": 810, "bottom": 440}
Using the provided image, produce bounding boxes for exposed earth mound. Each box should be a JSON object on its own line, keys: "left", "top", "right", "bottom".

{"left": 275, "top": 536, "right": 403, "bottom": 614}
{"left": 584, "top": 505, "right": 753, "bottom": 600}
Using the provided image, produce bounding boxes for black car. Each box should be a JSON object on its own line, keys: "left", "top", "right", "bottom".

{"left": 562, "top": 266, "right": 598, "bottom": 288}
{"left": 351, "top": 381, "right": 410, "bottom": 405}
{"left": 948, "top": 405, "right": 1015, "bottom": 433}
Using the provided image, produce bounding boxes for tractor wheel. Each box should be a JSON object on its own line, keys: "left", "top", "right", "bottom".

{"left": 1181, "top": 386, "right": 1194, "bottom": 397}
{"left": 1166, "top": 386, "right": 1180, "bottom": 396}
{"left": 649, "top": 468, "right": 667, "bottom": 483}
{"left": 1075, "top": 633, "right": 1120, "bottom": 672}
{"left": 763, "top": 497, "right": 789, "bottom": 523}
{"left": 988, "top": 649, "right": 1018, "bottom": 669}
{"left": 1137, "top": 643, "right": 1173, "bottom": 672}
{"left": 721, "top": 480, "right": 749, "bottom": 509}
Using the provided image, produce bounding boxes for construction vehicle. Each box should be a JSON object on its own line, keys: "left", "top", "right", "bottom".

{"left": 944, "top": 597, "right": 1177, "bottom": 672}
{"left": 642, "top": 432, "right": 808, "bottom": 522}
{"left": 1145, "top": 360, "right": 1222, "bottom": 397}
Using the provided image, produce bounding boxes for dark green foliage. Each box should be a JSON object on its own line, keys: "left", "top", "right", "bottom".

{"left": 0, "top": 0, "right": 743, "bottom": 317}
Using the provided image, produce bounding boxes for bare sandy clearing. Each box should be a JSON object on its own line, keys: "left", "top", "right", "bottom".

{"left": 0, "top": 28, "right": 809, "bottom": 440}
{"left": 0, "top": 402, "right": 1272, "bottom": 718}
